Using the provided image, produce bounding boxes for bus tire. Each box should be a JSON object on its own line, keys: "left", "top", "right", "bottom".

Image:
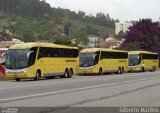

{"left": 98, "top": 68, "right": 103, "bottom": 75}
{"left": 121, "top": 67, "right": 124, "bottom": 74}
{"left": 150, "top": 66, "right": 154, "bottom": 72}
{"left": 15, "top": 78, "right": 20, "bottom": 81}
{"left": 62, "top": 69, "right": 69, "bottom": 78}
{"left": 34, "top": 71, "right": 41, "bottom": 81}
{"left": 117, "top": 67, "right": 121, "bottom": 74}
{"left": 68, "top": 69, "right": 73, "bottom": 78}
{"left": 152, "top": 66, "right": 156, "bottom": 72}
{"left": 142, "top": 67, "right": 145, "bottom": 72}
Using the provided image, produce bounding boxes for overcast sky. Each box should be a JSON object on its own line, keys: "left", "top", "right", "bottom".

{"left": 45, "top": 0, "right": 160, "bottom": 21}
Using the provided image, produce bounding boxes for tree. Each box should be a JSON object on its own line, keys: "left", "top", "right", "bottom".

{"left": 84, "top": 25, "right": 99, "bottom": 35}
{"left": 122, "top": 19, "right": 160, "bottom": 53}
{"left": 0, "top": 31, "right": 12, "bottom": 41}
{"left": 117, "top": 30, "right": 124, "bottom": 40}
{"left": 23, "top": 31, "right": 34, "bottom": 42}
{"left": 75, "top": 32, "right": 89, "bottom": 46}
{"left": 96, "top": 12, "right": 106, "bottom": 25}
{"left": 77, "top": 11, "right": 85, "bottom": 20}
{"left": 121, "top": 43, "right": 142, "bottom": 51}
{"left": 104, "top": 32, "right": 109, "bottom": 39}
{"left": 53, "top": 35, "right": 72, "bottom": 45}
{"left": 64, "top": 22, "right": 72, "bottom": 36}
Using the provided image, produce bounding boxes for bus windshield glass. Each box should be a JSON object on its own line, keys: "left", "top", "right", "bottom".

{"left": 129, "top": 54, "right": 141, "bottom": 66}
{"left": 80, "top": 52, "right": 100, "bottom": 67}
{"left": 6, "top": 48, "right": 37, "bottom": 69}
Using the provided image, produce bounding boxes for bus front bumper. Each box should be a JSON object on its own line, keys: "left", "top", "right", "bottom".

{"left": 78, "top": 66, "right": 98, "bottom": 75}
{"left": 5, "top": 68, "right": 29, "bottom": 79}
{"left": 129, "top": 66, "right": 141, "bottom": 72}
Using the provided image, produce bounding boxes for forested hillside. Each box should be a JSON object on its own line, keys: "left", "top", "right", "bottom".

{"left": 0, "top": 0, "right": 116, "bottom": 44}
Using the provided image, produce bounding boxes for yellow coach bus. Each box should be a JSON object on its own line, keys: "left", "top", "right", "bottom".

{"left": 78, "top": 48, "right": 128, "bottom": 75}
{"left": 5, "top": 42, "right": 79, "bottom": 81}
{"left": 128, "top": 51, "right": 159, "bottom": 72}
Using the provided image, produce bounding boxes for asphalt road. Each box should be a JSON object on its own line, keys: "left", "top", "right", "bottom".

{"left": 0, "top": 71, "right": 160, "bottom": 107}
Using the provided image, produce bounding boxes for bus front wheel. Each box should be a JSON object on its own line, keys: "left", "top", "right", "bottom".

{"left": 98, "top": 68, "right": 103, "bottom": 75}
{"left": 142, "top": 67, "right": 145, "bottom": 72}
{"left": 34, "top": 71, "right": 41, "bottom": 81}
{"left": 15, "top": 78, "right": 20, "bottom": 81}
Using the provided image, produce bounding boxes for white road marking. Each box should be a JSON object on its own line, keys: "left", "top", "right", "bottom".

{"left": 0, "top": 74, "right": 134, "bottom": 90}
{"left": 0, "top": 76, "right": 160, "bottom": 103}
{"left": 0, "top": 77, "right": 111, "bottom": 90}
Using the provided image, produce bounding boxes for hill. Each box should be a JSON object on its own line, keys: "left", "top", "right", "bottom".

{"left": 0, "top": 0, "right": 115, "bottom": 44}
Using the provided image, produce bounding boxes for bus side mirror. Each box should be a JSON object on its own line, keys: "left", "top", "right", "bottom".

{"left": 1, "top": 52, "right": 6, "bottom": 60}
{"left": 93, "top": 54, "right": 97, "bottom": 59}
{"left": 27, "top": 51, "right": 34, "bottom": 59}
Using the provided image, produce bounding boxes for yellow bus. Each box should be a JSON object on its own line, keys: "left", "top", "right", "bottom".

{"left": 128, "top": 51, "right": 159, "bottom": 72}
{"left": 78, "top": 48, "right": 128, "bottom": 75}
{"left": 5, "top": 42, "right": 79, "bottom": 81}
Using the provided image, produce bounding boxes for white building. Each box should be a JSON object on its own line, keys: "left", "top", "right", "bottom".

{"left": 12, "top": 38, "right": 24, "bottom": 43}
{"left": 78, "top": 35, "right": 99, "bottom": 48}
{"left": 115, "top": 21, "right": 133, "bottom": 34}
{"left": 87, "top": 35, "right": 99, "bottom": 48}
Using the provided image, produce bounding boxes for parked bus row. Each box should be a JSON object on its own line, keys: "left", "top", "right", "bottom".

{"left": 2, "top": 42, "right": 159, "bottom": 81}
{"left": 79, "top": 48, "right": 158, "bottom": 75}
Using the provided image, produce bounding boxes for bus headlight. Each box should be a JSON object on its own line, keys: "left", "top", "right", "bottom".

{"left": 23, "top": 69, "right": 27, "bottom": 73}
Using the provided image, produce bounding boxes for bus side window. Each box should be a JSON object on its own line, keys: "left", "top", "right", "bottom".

{"left": 94, "top": 51, "right": 100, "bottom": 64}
{"left": 28, "top": 47, "right": 38, "bottom": 66}
{"left": 38, "top": 48, "right": 44, "bottom": 59}
{"left": 100, "top": 52, "right": 105, "bottom": 60}
{"left": 50, "top": 48, "right": 58, "bottom": 57}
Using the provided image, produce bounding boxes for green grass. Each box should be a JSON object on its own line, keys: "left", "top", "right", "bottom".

{"left": 68, "top": 19, "right": 114, "bottom": 34}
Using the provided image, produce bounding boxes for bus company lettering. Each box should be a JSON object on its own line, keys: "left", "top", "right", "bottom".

{"left": 65, "top": 59, "right": 76, "bottom": 62}
{"left": 118, "top": 60, "right": 126, "bottom": 62}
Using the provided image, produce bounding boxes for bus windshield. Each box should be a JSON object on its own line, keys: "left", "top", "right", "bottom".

{"left": 6, "top": 48, "right": 37, "bottom": 69}
{"left": 80, "top": 52, "right": 100, "bottom": 67}
{"left": 129, "top": 54, "right": 141, "bottom": 66}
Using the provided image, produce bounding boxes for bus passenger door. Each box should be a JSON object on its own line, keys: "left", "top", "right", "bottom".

{"left": 37, "top": 48, "right": 48, "bottom": 76}
{"left": 36, "top": 58, "right": 47, "bottom": 76}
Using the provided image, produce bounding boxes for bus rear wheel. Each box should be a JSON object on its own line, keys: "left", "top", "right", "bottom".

{"left": 68, "top": 69, "right": 73, "bottom": 78}
{"left": 152, "top": 66, "right": 156, "bottom": 72}
{"left": 121, "top": 67, "right": 124, "bottom": 74}
{"left": 117, "top": 67, "right": 121, "bottom": 74}
{"left": 62, "top": 69, "right": 69, "bottom": 78}
{"left": 15, "top": 78, "right": 20, "bottom": 81}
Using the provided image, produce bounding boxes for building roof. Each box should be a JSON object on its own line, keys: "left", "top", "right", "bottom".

{"left": 0, "top": 41, "right": 16, "bottom": 48}
{"left": 105, "top": 37, "right": 116, "bottom": 42}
